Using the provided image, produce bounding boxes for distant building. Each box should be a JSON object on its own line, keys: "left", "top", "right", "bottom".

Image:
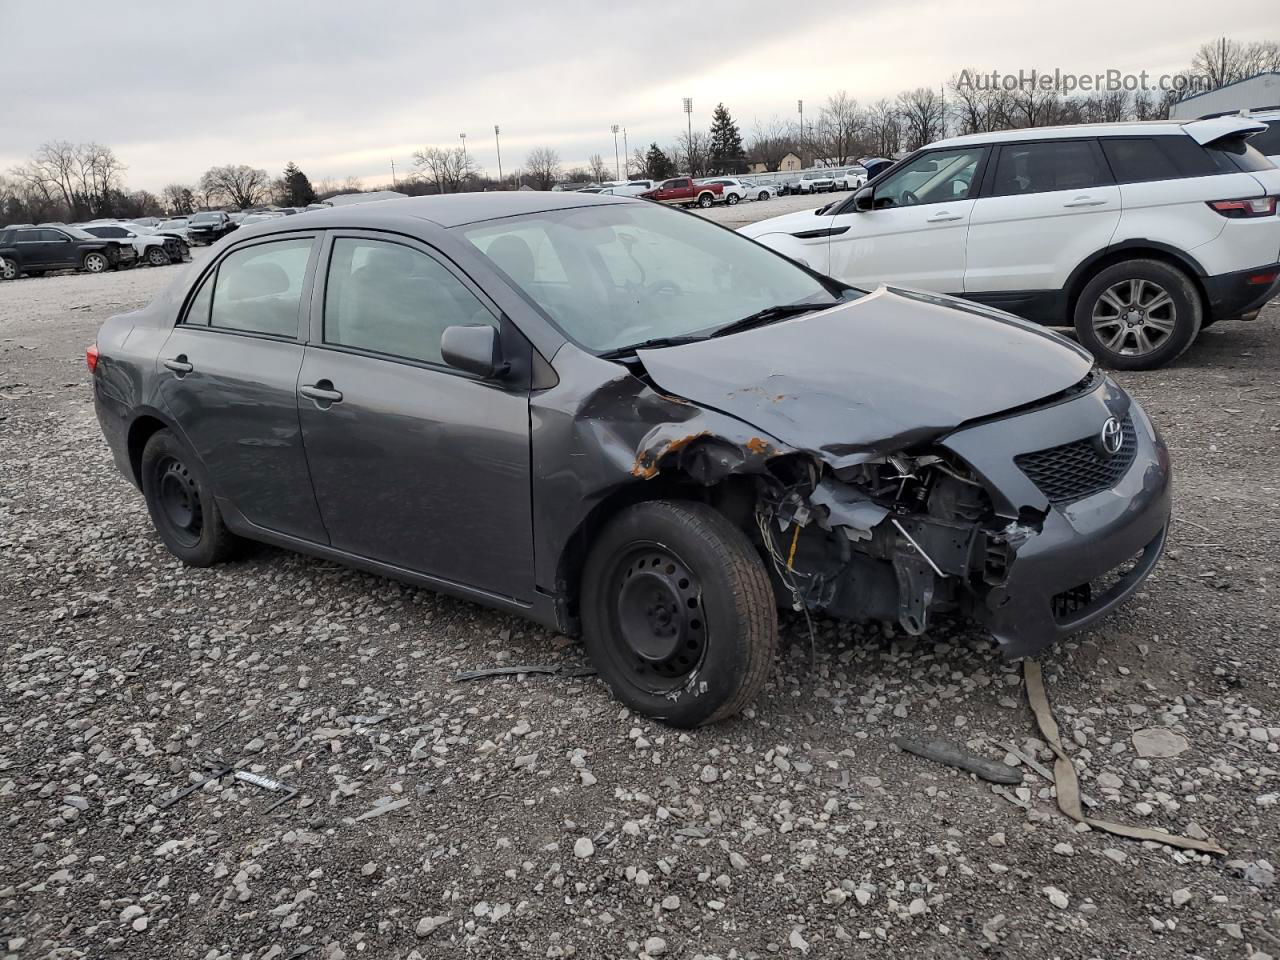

{"left": 1169, "top": 72, "right": 1280, "bottom": 120}
{"left": 747, "top": 152, "right": 803, "bottom": 173}
{"left": 323, "top": 190, "right": 408, "bottom": 207}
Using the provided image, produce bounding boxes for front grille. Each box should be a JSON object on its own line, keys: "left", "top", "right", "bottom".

{"left": 1015, "top": 415, "right": 1137, "bottom": 505}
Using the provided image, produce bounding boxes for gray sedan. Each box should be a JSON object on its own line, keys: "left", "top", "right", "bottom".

{"left": 90, "top": 193, "right": 1171, "bottom": 726}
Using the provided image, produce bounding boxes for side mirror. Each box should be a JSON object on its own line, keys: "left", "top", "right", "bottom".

{"left": 852, "top": 185, "right": 874, "bottom": 212}
{"left": 441, "top": 324, "right": 508, "bottom": 380}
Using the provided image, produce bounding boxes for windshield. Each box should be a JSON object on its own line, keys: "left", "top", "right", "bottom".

{"left": 160, "top": 220, "right": 188, "bottom": 228}
{"left": 458, "top": 202, "right": 835, "bottom": 353}
{"left": 191, "top": 213, "right": 220, "bottom": 222}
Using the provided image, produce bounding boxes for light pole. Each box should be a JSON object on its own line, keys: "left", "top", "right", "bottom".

{"left": 623, "top": 127, "right": 629, "bottom": 178}
{"left": 459, "top": 132, "right": 467, "bottom": 164}
{"left": 494, "top": 124, "right": 503, "bottom": 187}
{"left": 797, "top": 99, "right": 804, "bottom": 162}
{"left": 682, "top": 98, "right": 693, "bottom": 175}
{"left": 610, "top": 124, "right": 620, "bottom": 180}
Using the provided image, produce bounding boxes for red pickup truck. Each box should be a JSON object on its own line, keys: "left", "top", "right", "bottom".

{"left": 638, "top": 177, "right": 724, "bottom": 208}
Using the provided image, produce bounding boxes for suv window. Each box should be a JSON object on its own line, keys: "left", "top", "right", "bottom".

{"left": 209, "top": 238, "right": 313, "bottom": 337}
{"left": 1250, "top": 120, "right": 1280, "bottom": 157}
{"left": 1101, "top": 136, "right": 1223, "bottom": 182}
{"left": 871, "top": 147, "right": 987, "bottom": 207}
{"left": 1207, "top": 136, "right": 1275, "bottom": 172}
{"left": 990, "top": 140, "right": 1109, "bottom": 196}
{"left": 323, "top": 237, "right": 497, "bottom": 366}
{"left": 87, "top": 226, "right": 128, "bottom": 238}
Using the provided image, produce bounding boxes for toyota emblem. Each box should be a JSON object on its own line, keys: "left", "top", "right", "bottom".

{"left": 1099, "top": 417, "right": 1123, "bottom": 456}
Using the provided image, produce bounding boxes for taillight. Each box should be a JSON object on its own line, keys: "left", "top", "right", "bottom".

{"left": 1207, "top": 196, "right": 1279, "bottom": 218}
{"left": 86, "top": 344, "right": 100, "bottom": 373}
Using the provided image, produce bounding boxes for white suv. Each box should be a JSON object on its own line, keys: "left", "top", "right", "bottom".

{"left": 741, "top": 117, "right": 1280, "bottom": 369}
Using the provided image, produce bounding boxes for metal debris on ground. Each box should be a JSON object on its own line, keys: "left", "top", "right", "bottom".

{"left": 1023, "top": 660, "right": 1227, "bottom": 856}
{"left": 155, "top": 762, "right": 234, "bottom": 810}
{"left": 451, "top": 664, "right": 597, "bottom": 682}
{"left": 892, "top": 736, "right": 1023, "bottom": 784}
{"left": 231, "top": 767, "right": 299, "bottom": 813}
{"left": 349, "top": 796, "right": 411, "bottom": 822}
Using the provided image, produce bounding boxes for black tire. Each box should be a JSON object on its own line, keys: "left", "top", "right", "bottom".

{"left": 146, "top": 246, "right": 169, "bottom": 266}
{"left": 725, "top": 192, "right": 740, "bottom": 206}
{"left": 581, "top": 500, "right": 778, "bottom": 727}
{"left": 1073, "top": 259, "right": 1202, "bottom": 371}
{"left": 82, "top": 251, "right": 109, "bottom": 273}
{"left": 758, "top": 191, "right": 769, "bottom": 201}
{"left": 0, "top": 259, "right": 16, "bottom": 281}
{"left": 697, "top": 192, "right": 714, "bottom": 208}
{"left": 140, "top": 429, "right": 240, "bottom": 566}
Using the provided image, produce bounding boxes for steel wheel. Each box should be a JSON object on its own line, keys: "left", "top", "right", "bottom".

{"left": 606, "top": 542, "right": 708, "bottom": 693}
{"left": 82, "top": 252, "right": 108, "bottom": 273}
{"left": 155, "top": 456, "right": 203, "bottom": 548}
{"left": 1090, "top": 278, "right": 1177, "bottom": 357}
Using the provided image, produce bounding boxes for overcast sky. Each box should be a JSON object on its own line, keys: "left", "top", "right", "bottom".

{"left": 4, "top": 0, "right": 1275, "bottom": 193}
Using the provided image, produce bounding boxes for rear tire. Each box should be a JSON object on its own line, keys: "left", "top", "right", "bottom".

{"left": 726, "top": 192, "right": 740, "bottom": 206}
{"left": 140, "top": 429, "right": 240, "bottom": 566}
{"left": 0, "top": 259, "right": 17, "bottom": 281}
{"left": 758, "top": 191, "right": 769, "bottom": 201}
{"left": 1073, "top": 258, "right": 1202, "bottom": 370}
{"left": 697, "top": 192, "right": 714, "bottom": 208}
{"left": 581, "top": 500, "right": 778, "bottom": 727}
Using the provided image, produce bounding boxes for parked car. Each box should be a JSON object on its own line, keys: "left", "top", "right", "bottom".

{"left": 156, "top": 218, "right": 193, "bottom": 243}
{"left": 697, "top": 178, "right": 748, "bottom": 205}
{"left": 742, "top": 117, "right": 1280, "bottom": 370}
{"left": 239, "top": 211, "right": 288, "bottom": 226}
{"left": 90, "top": 192, "right": 1170, "bottom": 727}
{"left": 600, "top": 180, "right": 661, "bottom": 197}
{"left": 745, "top": 179, "right": 780, "bottom": 201}
{"left": 796, "top": 170, "right": 838, "bottom": 193}
{"left": 187, "top": 211, "right": 238, "bottom": 245}
{"left": 80, "top": 223, "right": 188, "bottom": 266}
{"left": 859, "top": 157, "right": 896, "bottom": 179}
{"left": 638, "top": 177, "right": 724, "bottom": 208}
{"left": 831, "top": 166, "right": 869, "bottom": 190}
{"left": 0, "top": 224, "right": 137, "bottom": 277}
{"left": 778, "top": 173, "right": 803, "bottom": 195}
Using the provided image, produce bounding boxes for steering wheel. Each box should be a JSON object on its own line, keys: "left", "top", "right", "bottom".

{"left": 899, "top": 189, "right": 921, "bottom": 206}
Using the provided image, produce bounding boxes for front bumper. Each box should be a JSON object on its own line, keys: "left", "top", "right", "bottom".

{"left": 941, "top": 383, "right": 1172, "bottom": 657}
{"left": 1204, "top": 263, "right": 1280, "bottom": 321}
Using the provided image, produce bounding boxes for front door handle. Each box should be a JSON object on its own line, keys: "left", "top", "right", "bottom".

{"left": 163, "top": 355, "right": 193, "bottom": 376}
{"left": 300, "top": 381, "right": 343, "bottom": 406}
{"left": 1062, "top": 196, "right": 1107, "bottom": 207}
{"left": 925, "top": 211, "right": 963, "bottom": 222}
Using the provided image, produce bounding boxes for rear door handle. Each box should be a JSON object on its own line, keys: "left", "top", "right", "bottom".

{"left": 925, "top": 211, "right": 964, "bottom": 222}
{"left": 1062, "top": 196, "right": 1107, "bottom": 207}
{"left": 163, "top": 356, "right": 193, "bottom": 375}
{"left": 300, "top": 382, "right": 343, "bottom": 406}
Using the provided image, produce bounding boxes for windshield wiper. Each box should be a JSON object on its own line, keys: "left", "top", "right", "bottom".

{"left": 598, "top": 334, "right": 709, "bottom": 358}
{"left": 708, "top": 301, "right": 835, "bottom": 338}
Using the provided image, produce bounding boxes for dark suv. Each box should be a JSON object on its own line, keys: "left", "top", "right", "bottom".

{"left": 0, "top": 224, "right": 136, "bottom": 278}
{"left": 186, "top": 211, "right": 238, "bottom": 245}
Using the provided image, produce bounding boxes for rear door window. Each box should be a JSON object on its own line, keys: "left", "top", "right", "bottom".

{"left": 209, "top": 238, "right": 314, "bottom": 337}
{"left": 1101, "top": 136, "right": 1226, "bottom": 182}
{"left": 990, "top": 140, "right": 1111, "bottom": 196}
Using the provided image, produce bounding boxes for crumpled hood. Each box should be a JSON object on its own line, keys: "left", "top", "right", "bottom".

{"left": 636, "top": 286, "right": 1095, "bottom": 469}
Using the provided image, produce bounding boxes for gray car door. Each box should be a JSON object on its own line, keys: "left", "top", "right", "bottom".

{"left": 156, "top": 233, "right": 329, "bottom": 542}
{"left": 296, "top": 231, "right": 535, "bottom": 602}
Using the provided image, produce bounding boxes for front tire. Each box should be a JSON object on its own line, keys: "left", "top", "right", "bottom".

{"left": 1074, "top": 259, "right": 1202, "bottom": 370}
{"left": 82, "top": 252, "right": 109, "bottom": 273}
{"left": 582, "top": 501, "right": 778, "bottom": 727}
{"left": 146, "top": 246, "right": 170, "bottom": 266}
{"left": 140, "top": 429, "right": 240, "bottom": 566}
{"left": 758, "top": 191, "right": 769, "bottom": 201}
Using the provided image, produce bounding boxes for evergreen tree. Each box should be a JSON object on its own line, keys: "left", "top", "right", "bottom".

{"left": 282, "top": 162, "right": 317, "bottom": 207}
{"left": 708, "top": 103, "right": 746, "bottom": 174}
{"left": 644, "top": 143, "right": 675, "bottom": 180}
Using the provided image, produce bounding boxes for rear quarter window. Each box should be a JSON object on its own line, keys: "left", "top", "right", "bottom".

{"left": 1208, "top": 137, "right": 1276, "bottom": 172}
{"left": 1101, "top": 136, "right": 1225, "bottom": 182}
{"left": 1247, "top": 120, "right": 1280, "bottom": 158}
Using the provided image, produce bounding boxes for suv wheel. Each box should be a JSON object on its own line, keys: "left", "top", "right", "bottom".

{"left": 1074, "top": 259, "right": 1202, "bottom": 370}
{"left": 146, "top": 246, "right": 170, "bottom": 266}
{"left": 725, "top": 192, "right": 740, "bottom": 206}
{"left": 0, "top": 258, "right": 17, "bottom": 281}
{"left": 581, "top": 500, "right": 778, "bottom": 727}
{"left": 82, "top": 252, "right": 109, "bottom": 273}
{"left": 140, "top": 429, "right": 240, "bottom": 566}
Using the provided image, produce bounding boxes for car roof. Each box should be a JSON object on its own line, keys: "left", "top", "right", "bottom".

{"left": 242, "top": 191, "right": 633, "bottom": 232}
{"left": 928, "top": 116, "right": 1265, "bottom": 150}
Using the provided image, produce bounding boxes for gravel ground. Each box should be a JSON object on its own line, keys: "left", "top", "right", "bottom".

{"left": 1, "top": 223, "right": 1278, "bottom": 960}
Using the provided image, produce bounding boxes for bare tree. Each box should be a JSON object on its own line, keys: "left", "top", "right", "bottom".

{"left": 816, "top": 91, "right": 864, "bottom": 165}
{"left": 411, "top": 146, "right": 478, "bottom": 194}
{"left": 998, "top": 83, "right": 1066, "bottom": 130}
{"left": 588, "top": 153, "right": 610, "bottom": 182}
{"left": 629, "top": 148, "right": 648, "bottom": 179}
{"left": 524, "top": 147, "right": 562, "bottom": 190}
{"left": 199, "top": 164, "right": 270, "bottom": 209}
{"left": 162, "top": 184, "right": 196, "bottom": 214}
{"left": 747, "top": 117, "right": 796, "bottom": 172}
{"left": 897, "top": 87, "right": 947, "bottom": 151}
{"left": 865, "top": 99, "right": 902, "bottom": 157}
{"left": 675, "top": 130, "right": 709, "bottom": 177}
{"left": 946, "top": 71, "right": 1011, "bottom": 135}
